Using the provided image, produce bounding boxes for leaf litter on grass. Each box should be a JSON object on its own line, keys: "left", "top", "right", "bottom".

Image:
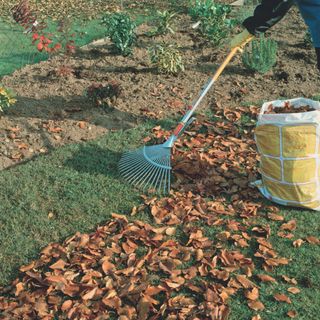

{"left": 0, "top": 105, "right": 319, "bottom": 319}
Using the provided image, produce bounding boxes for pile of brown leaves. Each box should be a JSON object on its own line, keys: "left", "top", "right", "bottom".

{"left": 264, "top": 101, "right": 316, "bottom": 114}
{"left": 0, "top": 105, "right": 318, "bottom": 319}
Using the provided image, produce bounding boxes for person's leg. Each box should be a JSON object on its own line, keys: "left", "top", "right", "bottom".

{"left": 316, "top": 47, "right": 320, "bottom": 70}
{"left": 296, "top": 0, "right": 320, "bottom": 70}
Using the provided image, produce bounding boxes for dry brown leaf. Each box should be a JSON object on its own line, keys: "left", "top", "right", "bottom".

{"left": 236, "top": 275, "right": 256, "bottom": 289}
{"left": 19, "top": 261, "right": 35, "bottom": 272}
{"left": 268, "top": 213, "right": 284, "bottom": 221}
{"left": 78, "top": 121, "right": 87, "bottom": 129}
{"left": 252, "top": 315, "right": 262, "bottom": 320}
{"left": 274, "top": 293, "right": 292, "bottom": 304}
{"left": 15, "top": 282, "right": 24, "bottom": 296}
{"left": 50, "top": 259, "right": 67, "bottom": 270}
{"left": 82, "top": 287, "right": 98, "bottom": 300}
{"left": 61, "top": 300, "right": 73, "bottom": 312}
{"left": 48, "top": 127, "right": 63, "bottom": 133}
{"left": 293, "top": 239, "right": 304, "bottom": 248}
{"left": 305, "top": 236, "right": 320, "bottom": 245}
{"left": 166, "top": 227, "right": 176, "bottom": 236}
{"left": 257, "top": 274, "right": 277, "bottom": 283}
{"left": 287, "top": 287, "right": 300, "bottom": 294}
{"left": 287, "top": 310, "right": 298, "bottom": 318}
{"left": 282, "top": 275, "right": 298, "bottom": 285}
{"left": 280, "top": 220, "right": 296, "bottom": 231}
{"left": 245, "top": 287, "right": 259, "bottom": 301}
{"left": 248, "top": 300, "right": 265, "bottom": 311}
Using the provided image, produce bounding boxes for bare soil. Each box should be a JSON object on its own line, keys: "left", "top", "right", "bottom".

{"left": 0, "top": 7, "right": 319, "bottom": 169}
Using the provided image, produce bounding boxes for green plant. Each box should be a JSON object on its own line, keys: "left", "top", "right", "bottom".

{"left": 188, "top": 0, "right": 235, "bottom": 45}
{"left": 101, "top": 12, "right": 136, "bottom": 56}
{"left": 0, "top": 86, "right": 16, "bottom": 113}
{"left": 86, "top": 81, "right": 122, "bottom": 111}
{"left": 242, "top": 34, "right": 278, "bottom": 74}
{"left": 149, "top": 43, "right": 184, "bottom": 74}
{"left": 155, "top": 10, "right": 176, "bottom": 35}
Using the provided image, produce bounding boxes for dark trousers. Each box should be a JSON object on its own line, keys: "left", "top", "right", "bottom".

{"left": 316, "top": 48, "right": 320, "bottom": 70}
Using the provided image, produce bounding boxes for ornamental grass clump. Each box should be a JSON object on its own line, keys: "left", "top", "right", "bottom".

{"left": 101, "top": 12, "right": 136, "bottom": 56}
{"left": 149, "top": 43, "right": 184, "bottom": 74}
{"left": 0, "top": 87, "right": 16, "bottom": 113}
{"left": 242, "top": 34, "right": 278, "bottom": 74}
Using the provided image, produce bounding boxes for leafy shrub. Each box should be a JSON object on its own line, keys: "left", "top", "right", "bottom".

{"left": 149, "top": 43, "right": 184, "bottom": 74}
{"left": 101, "top": 12, "right": 136, "bottom": 56}
{"left": 86, "top": 81, "right": 122, "bottom": 111}
{"left": 0, "top": 86, "right": 16, "bottom": 113}
{"left": 188, "top": 0, "right": 235, "bottom": 45}
{"left": 242, "top": 34, "right": 278, "bottom": 74}
{"left": 155, "top": 10, "right": 176, "bottom": 35}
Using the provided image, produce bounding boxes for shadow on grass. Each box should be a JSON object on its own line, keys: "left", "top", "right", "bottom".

{"left": 64, "top": 143, "right": 122, "bottom": 178}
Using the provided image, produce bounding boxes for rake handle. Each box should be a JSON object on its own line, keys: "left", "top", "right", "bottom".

{"left": 168, "top": 39, "right": 253, "bottom": 144}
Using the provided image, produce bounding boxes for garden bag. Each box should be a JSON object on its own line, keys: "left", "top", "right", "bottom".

{"left": 254, "top": 98, "right": 320, "bottom": 210}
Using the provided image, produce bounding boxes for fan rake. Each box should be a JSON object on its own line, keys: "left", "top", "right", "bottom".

{"left": 119, "top": 42, "right": 253, "bottom": 194}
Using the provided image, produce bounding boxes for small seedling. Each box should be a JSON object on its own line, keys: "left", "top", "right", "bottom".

{"left": 86, "top": 81, "right": 122, "bottom": 111}
{"left": 0, "top": 87, "right": 16, "bottom": 113}
{"left": 101, "top": 12, "right": 136, "bottom": 56}
{"left": 149, "top": 43, "right": 184, "bottom": 74}
{"left": 242, "top": 34, "right": 278, "bottom": 74}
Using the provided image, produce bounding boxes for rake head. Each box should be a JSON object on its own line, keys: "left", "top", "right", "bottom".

{"left": 118, "top": 143, "right": 172, "bottom": 194}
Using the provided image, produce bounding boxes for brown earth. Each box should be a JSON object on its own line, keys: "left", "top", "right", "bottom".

{"left": 0, "top": 6, "right": 319, "bottom": 170}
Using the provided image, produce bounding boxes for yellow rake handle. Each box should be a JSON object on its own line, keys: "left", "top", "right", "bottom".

{"left": 169, "top": 37, "right": 254, "bottom": 143}
{"left": 213, "top": 37, "right": 254, "bottom": 82}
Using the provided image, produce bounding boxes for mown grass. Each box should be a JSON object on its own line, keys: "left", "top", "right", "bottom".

{"left": 0, "top": 124, "right": 153, "bottom": 284}
{"left": 0, "top": 18, "right": 106, "bottom": 77}
{"left": 0, "top": 119, "right": 318, "bottom": 319}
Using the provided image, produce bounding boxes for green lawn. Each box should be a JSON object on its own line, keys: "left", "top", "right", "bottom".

{"left": 0, "top": 124, "right": 151, "bottom": 284}
{"left": 0, "top": 18, "right": 107, "bottom": 77}
{"left": 0, "top": 120, "right": 318, "bottom": 319}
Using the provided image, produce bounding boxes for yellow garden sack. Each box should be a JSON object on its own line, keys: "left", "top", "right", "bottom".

{"left": 254, "top": 98, "right": 320, "bottom": 210}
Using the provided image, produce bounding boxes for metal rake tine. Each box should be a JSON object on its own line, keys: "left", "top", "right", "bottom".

{"left": 139, "top": 162, "right": 160, "bottom": 190}
{"left": 130, "top": 160, "right": 155, "bottom": 187}
{"left": 119, "top": 154, "right": 146, "bottom": 173}
{"left": 145, "top": 165, "right": 163, "bottom": 192}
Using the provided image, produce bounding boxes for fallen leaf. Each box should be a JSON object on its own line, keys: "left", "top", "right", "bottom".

{"left": 293, "top": 239, "right": 304, "bottom": 248}
{"left": 78, "top": 121, "right": 86, "bottom": 129}
{"left": 252, "top": 315, "right": 262, "bottom": 320}
{"left": 305, "top": 236, "right": 320, "bottom": 245}
{"left": 248, "top": 300, "right": 265, "bottom": 311}
{"left": 19, "top": 261, "right": 35, "bottom": 272}
{"left": 50, "top": 259, "right": 67, "bottom": 270}
{"left": 287, "top": 310, "right": 298, "bottom": 318}
{"left": 15, "top": 282, "right": 24, "bottom": 296}
{"left": 61, "top": 300, "right": 73, "bottom": 312}
{"left": 245, "top": 287, "right": 259, "bottom": 301}
{"left": 282, "top": 276, "right": 298, "bottom": 285}
{"left": 165, "top": 227, "right": 176, "bottom": 236}
{"left": 268, "top": 213, "right": 284, "bottom": 221}
{"left": 82, "top": 287, "right": 97, "bottom": 300}
{"left": 274, "top": 293, "right": 291, "bottom": 304}
{"left": 48, "top": 127, "right": 63, "bottom": 133}
{"left": 287, "top": 287, "right": 300, "bottom": 294}
{"left": 257, "top": 274, "right": 277, "bottom": 283}
{"left": 280, "top": 220, "right": 296, "bottom": 231}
